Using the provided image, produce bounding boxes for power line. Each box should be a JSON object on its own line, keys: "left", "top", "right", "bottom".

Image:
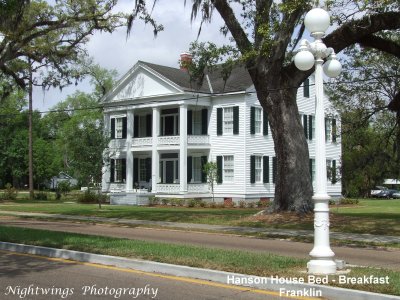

{"left": 0, "top": 74, "right": 399, "bottom": 117}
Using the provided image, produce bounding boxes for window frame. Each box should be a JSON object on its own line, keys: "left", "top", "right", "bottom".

{"left": 223, "top": 107, "right": 234, "bottom": 134}
{"left": 223, "top": 155, "right": 234, "bottom": 183}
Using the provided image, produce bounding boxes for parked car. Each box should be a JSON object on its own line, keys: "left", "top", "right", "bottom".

{"left": 391, "top": 191, "right": 400, "bottom": 199}
{"left": 375, "top": 189, "right": 399, "bottom": 199}
{"left": 371, "top": 186, "right": 388, "bottom": 197}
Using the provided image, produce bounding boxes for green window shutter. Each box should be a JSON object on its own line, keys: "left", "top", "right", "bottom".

{"left": 111, "top": 118, "right": 115, "bottom": 139}
{"left": 122, "top": 117, "right": 127, "bottom": 139}
{"left": 187, "top": 156, "right": 192, "bottom": 183}
{"left": 216, "top": 156, "right": 223, "bottom": 183}
{"left": 332, "top": 160, "right": 337, "bottom": 184}
{"left": 263, "top": 110, "right": 269, "bottom": 135}
{"left": 201, "top": 109, "right": 208, "bottom": 135}
{"left": 146, "top": 114, "right": 152, "bottom": 137}
{"left": 250, "top": 107, "right": 255, "bottom": 134}
{"left": 325, "top": 118, "right": 329, "bottom": 141}
{"left": 303, "top": 115, "right": 308, "bottom": 139}
{"left": 121, "top": 159, "right": 126, "bottom": 181}
{"left": 133, "top": 116, "right": 139, "bottom": 137}
{"left": 187, "top": 110, "right": 193, "bottom": 135}
{"left": 303, "top": 78, "right": 310, "bottom": 98}
{"left": 272, "top": 157, "right": 277, "bottom": 184}
{"left": 133, "top": 158, "right": 138, "bottom": 184}
{"left": 308, "top": 115, "right": 313, "bottom": 140}
{"left": 332, "top": 119, "right": 337, "bottom": 142}
{"left": 233, "top": 106, "right": 239, "bottom": 134}
{"left": 309, "top": 159, "right": 313, "bottom": 182}
{"left": 110, "top": 159, "right": 115, "bottom": 183}
{"left": 217, "top": 108, "right": 223, "bottom": 135}
{"left": 250, "top": 155, "right": 255, "bottom": 183}
{"left": 201, "top": 156, "right": 207, "bottom": 183}
{"left": 263, "top": 156, "right": 269, "bottom": 183}
{"left": 145, "top": 157, "right": 152, "bottom": 182}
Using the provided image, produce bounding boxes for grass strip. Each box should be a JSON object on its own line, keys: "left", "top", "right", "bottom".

{"left": 0, "top": 225, "right": 399, "bottom": 296}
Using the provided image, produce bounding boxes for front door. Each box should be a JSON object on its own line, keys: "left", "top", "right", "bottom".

{"left": 165, "top": 160, "right": 174, "bottom": 183}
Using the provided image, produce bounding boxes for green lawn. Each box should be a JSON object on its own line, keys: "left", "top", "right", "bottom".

{"left": 0, "top": 202, "right": 260, "bottom": 225}
{"left": 0, "top": 225, "right": 398, "bottom": 296}
{"left": 0, "top": 199, "right": 399, "bottom": 235}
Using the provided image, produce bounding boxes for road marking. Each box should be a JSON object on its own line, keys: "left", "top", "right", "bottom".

{"left": 1, "top": 250, "right": 319, "bottom": 300}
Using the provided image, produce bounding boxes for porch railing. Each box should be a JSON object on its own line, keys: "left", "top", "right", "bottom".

{"left": 188, "top": 135, "right": 209, "bottom": 145}
{"left": 132, "top": 137, "right": 153, "bottom": 147}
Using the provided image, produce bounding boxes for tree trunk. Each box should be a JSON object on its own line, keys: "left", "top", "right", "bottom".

{"left": 253, "top": 78, "right": 313, "bottom": 214}
{"left": 28, "top": 63, "right": 34, "bottom": 201}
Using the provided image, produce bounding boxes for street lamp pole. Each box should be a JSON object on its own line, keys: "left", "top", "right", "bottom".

{"left": 294, "top": 8, "right": 342, "bottom": 275}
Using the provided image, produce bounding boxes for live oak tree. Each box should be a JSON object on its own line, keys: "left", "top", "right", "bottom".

{"left": 328, "top": 32, "right": 400, "bottom": 195}
{"left": 130, "top": 0, "right": 400, "bottom": 213}
{"left": 0, "top": 0, "right": 123, "bottom": 199}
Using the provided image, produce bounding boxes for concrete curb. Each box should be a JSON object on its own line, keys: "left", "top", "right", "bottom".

{"left": 0, "top": 242, "right": 398, "bottom": 300}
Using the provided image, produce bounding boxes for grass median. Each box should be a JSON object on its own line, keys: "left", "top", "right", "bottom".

{"left": 0, "top": 199, "right": 399, "bottom": 235}
{"left": 0, "top": 225, "right": 399, "bottom": 296}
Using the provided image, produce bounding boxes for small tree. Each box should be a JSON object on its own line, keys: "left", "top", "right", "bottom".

{"left": 203, "top": 161, "right": 218, "bottom": 203}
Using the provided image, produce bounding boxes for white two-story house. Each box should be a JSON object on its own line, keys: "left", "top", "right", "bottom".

{"left": 101, "top": 54, "right": 342, "bottom": 205}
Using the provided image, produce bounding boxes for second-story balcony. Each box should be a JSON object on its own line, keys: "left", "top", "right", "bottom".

{"left": 132, "top": 137, "right": 153, "bottom": 147}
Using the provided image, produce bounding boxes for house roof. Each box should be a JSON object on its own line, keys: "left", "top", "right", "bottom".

{"left": 139, "top": 61, "right": 253, "bottom": 94}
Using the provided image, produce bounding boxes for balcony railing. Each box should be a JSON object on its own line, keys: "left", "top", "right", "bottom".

{"left": 156, "top": 184, "right": 180, "bottom": 193}
{"left": 132, "top": 137, "right": 153, "bottom": 147}
{"left": 109, "top": 139, "right": 126, "bottom": 149}
{"left": 188, "top": 135, "right": 209, "bottom": 145}
{"left": 158, "top": 135, "right": 180, "bottom": 145}
{"left": 188, "top": 183, "right": 208, "bottom": 193}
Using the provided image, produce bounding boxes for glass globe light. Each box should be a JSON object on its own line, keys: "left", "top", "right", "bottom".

{"left": 294, "top": 50, "right": 315, "bottom": 71}
{"left": 304, "top": 8, "right": 330, "bottom": 34}
{"left": 323, "top": 58, "right": 342, "bottom": 78}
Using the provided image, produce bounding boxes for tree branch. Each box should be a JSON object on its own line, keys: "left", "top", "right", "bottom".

{"left": 211, "top": 0, "right": 252, "bottom": 53}
{"left": 358, "top": 34, "right": 400, "bottom": 59}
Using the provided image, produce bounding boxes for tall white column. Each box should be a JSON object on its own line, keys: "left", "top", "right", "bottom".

{"left": 126, "top": 110, "right": 134, "bottom": 191}
{"left": 179, "top": 104, "right": 188, "bottom": 193}
{"left": 152, "top": 107, "right": 160, "bottom": 192}
{"left": 307, "top": 57, "right": 336, "bottom": 274}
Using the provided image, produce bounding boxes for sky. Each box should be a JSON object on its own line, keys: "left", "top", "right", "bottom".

{"left": 33, "top": 0, "right": 228, "bottom": 112}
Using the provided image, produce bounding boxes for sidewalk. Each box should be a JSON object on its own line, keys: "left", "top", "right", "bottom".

{"left": 1, "top": 210, "right": 399, "bottom": 244}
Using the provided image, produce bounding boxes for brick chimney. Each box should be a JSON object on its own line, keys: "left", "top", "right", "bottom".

{"left": 179, "top": 52, "right": 192, "bottom": 71}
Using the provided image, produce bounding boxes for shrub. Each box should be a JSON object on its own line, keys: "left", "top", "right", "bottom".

{"left": 199, "top": 200, "right": 206, "bottom": 207}
{"left": 187, "top": 199, "right": 196, "bottom": 207}
{"left": 247, "top": 202, "right": 255, "bottom": 208}
{"left": 148, "top": 196, "right": 159, "bottom": 206}
{"left": 3, "top": 183, "right": 17, "bottom": 200}
{"left": 34, "top": 191, "right": 48, "bottom": 201}
{"left": 161, "top": 198, "right": 169, "bottom": 206}
{"left": 340, "top": 198, "right": 359, "bottom": 205}
{"left": 238, "top": 200, "right": 246, "bottom": 208}
{"left": 208, "top": 202, "right": 217, "bottom": 208}
{"left": 56, "top": 181, "right": 71, "bottom": 196}
{"left": 77, "top": 191, "right": 108, "bottom": 204}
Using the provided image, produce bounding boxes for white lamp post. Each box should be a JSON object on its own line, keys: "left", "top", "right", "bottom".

{"left": 294, "top": 7, "right": 342, "bottom": 275}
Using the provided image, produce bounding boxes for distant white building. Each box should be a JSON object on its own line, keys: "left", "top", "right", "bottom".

{"left": 49, "top": 172, "right": 78, "bottom": 190}
{"left": 101, "top": 55, "right": 341, "bottom": 204}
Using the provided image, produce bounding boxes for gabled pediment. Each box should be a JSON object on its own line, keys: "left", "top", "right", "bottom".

{"left": 105, "top": 63, "right": 183, "bottom": 102}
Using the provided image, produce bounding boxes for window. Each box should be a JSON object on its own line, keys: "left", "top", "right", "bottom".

{"left": 192, "top": 157, "right": 202, "bottom": 182}
{"left": 139, "top": 115, "right": 147, "bottom": 137}
{"left": 114, "top": 159, "right": 125, "bottom": 183}
{"left": 254, "top": 108, "right": 262, "bottom": 134}
{"left": 111, "top": 116, "right": 127, "bottom": 139}
{"left": 223, "top": 107, "right": 234, "bottom": 134}
{"left": 223, "top": 156, "right": 234, "bottom": 182}
{"left": 255, "top": 156, "right": 262, "bottom": 182}
{"left": 325, "top": 118, "right": 332, "bottom": 142}
{"left": 139, "top": 159, "right": 147, "bottom": 182}
{"left": 192, "top": 110, "right": 202, "bottom": 135}
{"left": 327, "top": 159, "right": 337, "bottom": 184}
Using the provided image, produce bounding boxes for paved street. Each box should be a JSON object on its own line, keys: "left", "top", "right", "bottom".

{"left": 0, "top": 251, "right": 302, "bottom": 300}
{"left": 1, "top": 217, "right": 399, "bottom": 271}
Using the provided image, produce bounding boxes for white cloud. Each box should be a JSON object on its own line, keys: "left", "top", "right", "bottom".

{"left": 34, "top": 0, "right": 228, "bottom": 112}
